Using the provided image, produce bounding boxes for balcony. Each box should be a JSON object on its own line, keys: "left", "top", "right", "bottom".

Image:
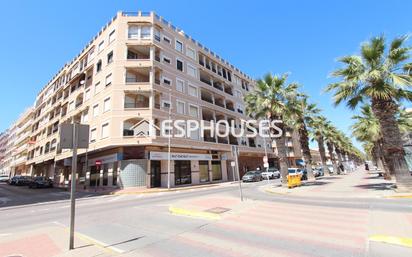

{"left": 214, "top": 97, "right": 225, "bottom": 108}
{"left": 124, "top": 92, "right": 150, "bottom": 109}
{"left": 123, "top": 118, "right": 150, "bottom": 137}
{"left": 127, "top": 46, "right": 150, "bottom": 60}
{"left": 202, "top": 109, "right": 215, "bottom": 122}
{"left": 200, "top": 90, "right": 214, "bottom": 104}
{"left": 225, "top": 101, "right": 235, "bottom": 112}
{"left": 125, "top": 68, "right": 150, "bottom": 84}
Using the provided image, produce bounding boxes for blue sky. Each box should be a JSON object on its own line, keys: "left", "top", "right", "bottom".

{"left": 0, "top": 0, "right": 411, "bottom": 149}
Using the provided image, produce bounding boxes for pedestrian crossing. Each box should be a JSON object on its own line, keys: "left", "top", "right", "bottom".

{"left": 136, "top": 201, "right": 369, "bottom": 257}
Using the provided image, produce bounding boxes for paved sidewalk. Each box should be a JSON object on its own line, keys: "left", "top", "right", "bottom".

{"left": 263, "top": 169, "right": 410, "bottom": 198}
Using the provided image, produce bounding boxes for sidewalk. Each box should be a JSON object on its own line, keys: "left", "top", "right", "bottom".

{"left": 71, "top": 181, "right": 235, "bottom": 196}
{"left": 263, "top": 169, "right": 411, "bottom": 198}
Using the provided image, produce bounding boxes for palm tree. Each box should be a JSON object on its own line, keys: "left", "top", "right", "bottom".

{"left": 288, "top": 95, "right": 321, "bottom": 180}
{"left": 325, "top": 35, "right": 412, "bottom": 190}
{"left": 351, "top": 104, "right": 388, "bottom": 175}
{"left": 323, "top": 123, "right": 340, "bottom": 174}
{"left": 308, "top": 116, "right": 331, "bottom": 176}
{"left": 245, "top": 73, "right": 299, "bottom": 186}
{"left": 352, "top": 104, "right": 412, "bottom": 177}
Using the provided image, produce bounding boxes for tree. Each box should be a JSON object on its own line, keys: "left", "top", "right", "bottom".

{"left": 288, "top": 95, "right": 321, "bottom": 180}
{"left": 245, "top": 73, "right": 299, "bottom": 186}
{"left": 325, "top": 35, "right": 412, "bottom": 190}
{"left": 323, "top": 123, "right": 341, "bottom": 174}
{"left": 308, "top": 116, "right": 330, "bottom": 176}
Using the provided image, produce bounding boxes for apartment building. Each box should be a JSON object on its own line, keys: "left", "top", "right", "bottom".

{"left": 14, "top": 11, "right": 302, "bottom": 189}
{"left": 0, "top": 131, "right": 9, "bottom": 175}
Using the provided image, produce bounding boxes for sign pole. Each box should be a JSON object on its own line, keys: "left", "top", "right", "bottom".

{"left": 232, "top": 146, "right": 243, "bottom": 201}
{"left": 167, "top": 87, "right": 172, "bottom": 190}
{"left": 69, "top": 123, "right": 78, "bottom": 250}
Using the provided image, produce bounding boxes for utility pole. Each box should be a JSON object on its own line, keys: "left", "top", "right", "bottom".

{"left": 69, "top": 123, "right": 78, "bottom": 250}
{"left": 167, "top": 87, "right": 172, "bottom": 190}
{"left": 232, "top": 145, "right": 243, "bottom": 201}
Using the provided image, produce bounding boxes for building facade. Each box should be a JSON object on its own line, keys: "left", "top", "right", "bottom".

{"left": 3, "top": 11, "right": 302, "bottom": 188}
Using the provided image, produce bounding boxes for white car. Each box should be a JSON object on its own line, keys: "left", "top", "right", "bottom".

{"left": 261, "top": 168, "right": 281, "bottom": 179}
{"left": 0, "top": 175, "right": 9, "bottom": 182}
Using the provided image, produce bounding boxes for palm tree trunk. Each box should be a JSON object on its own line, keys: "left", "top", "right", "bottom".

{"left": 317, "top": 135, "right": 329, "bottom": 176}
{"left": 335, "top": 147, "right": 344, "bottom": 174}
{"left": 373, "top": 139, "right": 391, "bottom": 179}
{"left": 275, "top": 123, "right": 289, "bottom": 186}
{"left": 298, "top": 121, "right": 314, "bottom": 180}
{"left": 326, "top": 141, "right": 339, "bottom": 174}
{"left": 372, "top": 99, "right": 412, "bottom": 191}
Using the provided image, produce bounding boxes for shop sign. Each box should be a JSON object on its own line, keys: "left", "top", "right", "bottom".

{"left": 149, "top": 151, "right": 212, "bottom": 161}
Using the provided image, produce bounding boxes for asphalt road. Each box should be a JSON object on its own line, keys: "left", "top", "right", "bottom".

{"left": 1, "top": 179, "right": 412, "bottom": 256}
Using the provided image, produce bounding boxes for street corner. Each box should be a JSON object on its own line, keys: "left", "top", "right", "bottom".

{"left": 0, "top": 224, "right": 115, "bottom": 257}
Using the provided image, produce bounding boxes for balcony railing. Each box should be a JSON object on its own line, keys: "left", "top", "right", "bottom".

{"left": 124, "top": 102, "right": 149, "bottom": 109}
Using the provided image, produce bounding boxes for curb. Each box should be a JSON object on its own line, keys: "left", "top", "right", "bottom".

{"left": 369, "top": 235, "right": 412, "bottom": 248}
{"left": 168, "top": 206, "right": 221, "bottom": 220}
{"left": 263, "top": 187, "right": 289, "bottom": 195}
{"left": 383, "top": 195, "right": 412, "bottom": 199}
{"left": 110, "top": 184, "right": 218, "bottom": 195}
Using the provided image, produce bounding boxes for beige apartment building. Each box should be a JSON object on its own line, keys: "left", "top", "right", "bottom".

{"left": 8, "top": 11, "right": 302, "bottom": 188}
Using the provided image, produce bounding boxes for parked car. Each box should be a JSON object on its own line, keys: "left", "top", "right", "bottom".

{"left": 261, "top": 168, "right": 281, "bottom": 179}
{"left": 242, "top": 171, "right": 262, "bottom": 182}
{"left": 313, "top": 167, "right": 324, "bottom": 177}
{"left": 28, "top": 177, "right": 53, "bottom": 188}
{"left": 0, "top": 175, "right": 9, "bottom": 182}
{"left": 10, "top": 176, "right": 31, "bottom": 186}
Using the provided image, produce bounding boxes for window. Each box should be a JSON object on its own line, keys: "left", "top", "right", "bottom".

{"left": 69, "top": 101, "right": 74, "bottom": 111}
{"left": 82, "top": 111, "right": 89, "bottom": 123}
{"left": 187, "top": 64, "right": 197, "bottom": 78}
{"left": 90, "top": 128, "right": 97, "bottom": 142}
{"left": 162, "top": 56, "right": 171, "bottom": 64}
{"left": 190, "top": 123, "right": 200, "bottom": 140}
{"left": 189, "top": 104, "right": 199, "bottom": 118}
{"left": 96, "top": 60, "right": 102, "bottom": 72}
{"left": 128, "top": 25, "right": 139, "bottom": 39}
{"left": 188, "top": 84, "right": 198, "bottom": 97}
{"left": 163, "top": 36, "right": 171, "bottom": 44}
{"left": 105, "top": 73, "right": 112, "bottom": 86}
{"left": 176, "top": 59, "right": 183, "bottom": 72}
{"left": 176, "top": 79, "right": 185, "bottom": 93}
{"left": 94, "top": 82, "right": 101, "bottom": 95}
{"left": 103, "top": 97, "right": 111, "bottom": 112}
{"left": 163, "top": 77, "right": 171, "bottom": 86}
{"left": 93, "top": 104, "right": 99, "bottom": 117}
{"left": 98, "top": 41, "right": 104, "bottom": 52}
{"left": 176, "top": 101, "right": 185, "bottom": 114}
{"left": 154, "top": 29, "right": 161, "bottom": 41}
{"left": 186, "top": 47, "right": 196, "bottom": 60}
{"left": 107, "top": 51, "right": 113, "bottom": 64}
{"left": 162, "top": 101, "right": 171, "bottom": 109}
{"left": 109, "top": 30, "right": 115, "bottom": 43}
{"left": 141, "top": 26, "right": 151, "bottom": 39}
{"left": 101, "top": 123, "right": 109, "bottom": 139}
{"left": 175, "top": 40, "right": 183, "bottom": 52}
{"left": 85, "top": 88, "right": 91, "bottom": 100}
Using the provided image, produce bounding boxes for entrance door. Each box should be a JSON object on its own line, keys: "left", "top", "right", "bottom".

{"left": 90, "top": 166, "right": 99, "bottom": 186}
{"left": 150, "top": 160, "right": 161, "bottom": 187}
{"left": 103, "top": 164, "right": 109, "bottom": 186}
{"left": 199, "top": 161, "right": 209, "bottom": 183}
{"left": 175, "top": 160, "right": 191, "bottom": 185}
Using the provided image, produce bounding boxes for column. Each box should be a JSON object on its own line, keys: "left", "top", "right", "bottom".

{"left": 149, "top": 46, "right": 155, "bottom": 61}
{"left": 108, "top": 163, "right": 114, "bottom": 186}
{"left": 208, "top": 160, "right": 213, "bottom": 182}
{"left": 99, "top": 167, "right": 103, "bottom": 187}
{"left": 191, "top": 160, "right": 200, "bottom": 185}
{"left": 221, "top": 160, "right": 228, "bottom": 182}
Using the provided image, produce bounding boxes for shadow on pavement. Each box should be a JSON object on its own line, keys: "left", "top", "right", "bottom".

{"left": 354, "top": 182, "right": 395, "bottom": 191}
{"left": 301, "top": 181, "right": 331, "bottom": 187}
{"left": 0, "top": 183, "right": 104, "bottom": 209}
{"left": 317, "top": 176, "right": 343, "bottom": 180}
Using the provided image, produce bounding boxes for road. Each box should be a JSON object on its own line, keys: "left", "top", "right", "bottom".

{"left": 1, "top": 175, "right": 412, "bottom": 257}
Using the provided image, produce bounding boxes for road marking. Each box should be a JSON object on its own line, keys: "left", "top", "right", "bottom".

{"left": 369, "top": 235, "right": 412, "bottom": 248}
{"left": 169, "top": 206, "right": 221, "bottom": 220}
{"left": 51, "top": 221, "right": 125, "bottom": 254}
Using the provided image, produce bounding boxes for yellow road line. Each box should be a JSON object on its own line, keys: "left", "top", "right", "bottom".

{"left": 369, "top": 235, "right": 412, "bottom": 248}
{"left": 169, "top": 206, "right": 221, "bottom": 220}
{"left": 384, "top": 195, "right": 412, "bottom": 199}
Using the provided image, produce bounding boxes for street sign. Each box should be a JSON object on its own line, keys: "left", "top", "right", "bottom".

{"left": 59, "top": 123, "right": 90, "bottom": 149}
{"left": 230, "top": 161, "right": 235, "bottom": 167}
{"left": 264, "top": 162, "right": 269, "bottom": 168}
{"left": 263, "top": 156, "right": 268, "bottom": 163}
{"left": 95, "top": 160, "right": 102, "bottom": 166}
